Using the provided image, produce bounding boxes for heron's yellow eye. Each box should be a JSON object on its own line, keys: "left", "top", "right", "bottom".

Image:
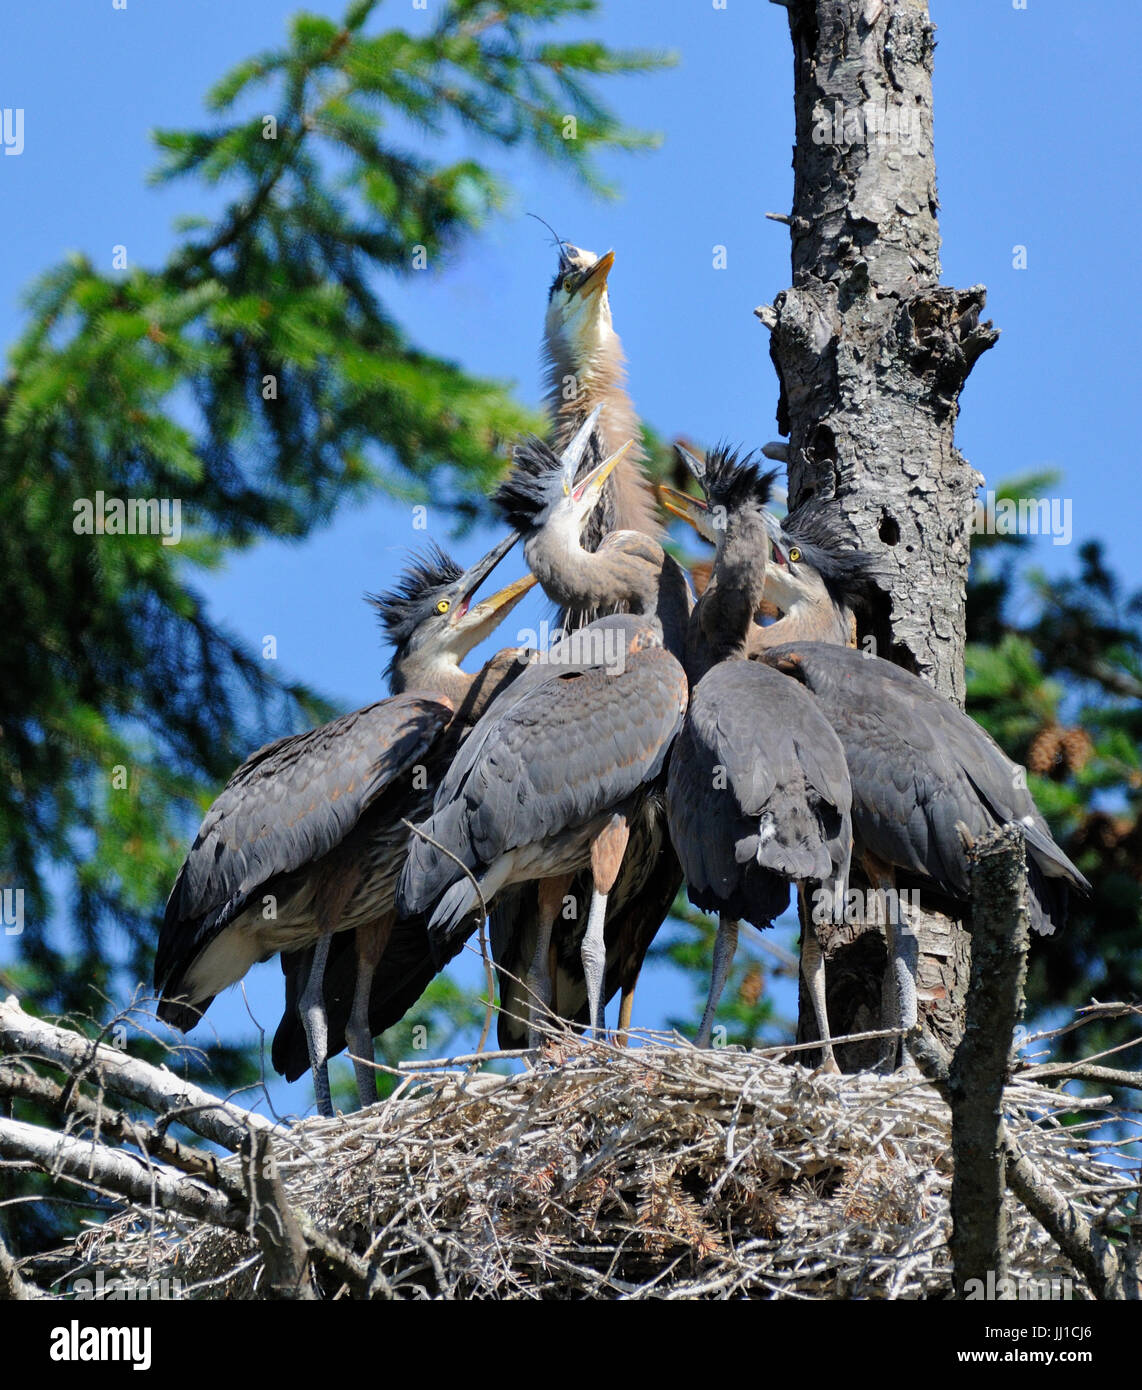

{"left": 435, "top": 599, "right": 450, "bottom": 615}
{"left": 788, "top": 547, "right": 802, "bottom": 563}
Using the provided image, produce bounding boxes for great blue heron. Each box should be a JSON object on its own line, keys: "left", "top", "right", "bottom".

{"left": 664, "top": 452, "right": 1091, "bottom": 1065}
{"left": 659, "top": 458, "right": 875, "bottom": 655}
{"left": 761, "top": 640, "right": 1092, "bottom": 1060}
{"left": 661, "top": 449, "right": 854, "bottom": 1063}
{"left": 540, "top": 236, "right": 661, "bottom": 561}
{"left": 487, "top": 235, "right": 683, "bottom": 1045}
{"left": 398, "top": 429, "right": 690, "bottom": 1043}
{"left": 276, "top": 243, "right": 673, "bottom": 1071}
{"left": 155, "top": 536, "right": 535, "bottom": 1114}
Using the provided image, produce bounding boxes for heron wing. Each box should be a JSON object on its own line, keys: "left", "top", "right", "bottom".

{"left": 156, "top": 694, "right": 453, "bottom": 994}
{"left": 668, "top": 660, "right": 851, "bottom": 929}
{"left": 400, "top": 639, "right": 688, "bottom": 944}
{"left": 763, "top": 644, "right": 1089, "bottom": 918}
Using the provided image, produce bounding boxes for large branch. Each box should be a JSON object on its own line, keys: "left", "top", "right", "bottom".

{"left": 901, "top": 831, "right": 1136, "bottom": 1303}
{"left": 768, "top": 0, "right": 997, "bottom": 701}
{"left": 240, "top": 1129, "right": 318, "bottom": 1300}
{"left": 1004, "top": 1139, "right": 1132, "bottom": 1301}
{"left": 772, "top": 0, "right": 990, "bottom": 1067}
{"left": 0, "top": 1003, "right": 374, "bottom": 1299}
{"left": 0, "top": 995, "right": 273, "bottom": 1153}
{"left": 0, "top": 1116, "right": 245, "bottom": 1231}
{"left": 0, "top": 1060, "right": 242, "bottom": 1192}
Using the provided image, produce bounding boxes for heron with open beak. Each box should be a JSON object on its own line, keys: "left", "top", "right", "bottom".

{"left": 540, "top": 236, "right": 662, "bottom": 574}
{"left": 157, "top": 536, "right": 536, "bottom": 1114}
{"left": 399, "top": 420, "right": 689, "bottom": 1045}
{"left": 664, "top": 447, "right": 1090, "bottom": 1069}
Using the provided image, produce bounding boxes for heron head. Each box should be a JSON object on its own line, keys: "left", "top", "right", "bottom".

{"left": 656, "top": 480, "right": 718, "bottom": 548}
{"left": 665, "top": 443, "right": 780, "bottom": 561}
{"left": 759, "top": 499, "right": 881, "bottom": 615}
{"left": 543, "top": 242, "right": 617, "bottom": 370}
{"left": 665, "top": 444, "right": 877, "bottom": 614}
{"left": 371, "top": 534, "right": 536, "bottom": 690}
{"left": 493, "top": 405, "right": 633, "bottom": 540}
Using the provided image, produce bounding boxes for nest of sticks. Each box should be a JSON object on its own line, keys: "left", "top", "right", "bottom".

{"left": 60, "top": 1030, "right": 1132, "bottom": 1300}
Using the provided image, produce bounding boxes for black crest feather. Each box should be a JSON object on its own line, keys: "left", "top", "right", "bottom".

{"left": 698, "top": 445, "right": 779, "bottom": 512}
{"left": 368, "top": 544, "right": 464, "bottom": 652}
{"left": 492, "top": 436, "right": 566, "bottom": 532}
{"left": 780, "top": 497, "right": 883, "bottom": 605}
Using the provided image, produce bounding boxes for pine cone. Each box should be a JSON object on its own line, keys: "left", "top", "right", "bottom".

{"left": 738, "top": 962, "right": 764, "bottom": 1008}
{"left": 1059, "top": 727, "right": 1094, "bottom": 772}
{"left": 1028, "top": 725, "right": 1065, "bottom": 775}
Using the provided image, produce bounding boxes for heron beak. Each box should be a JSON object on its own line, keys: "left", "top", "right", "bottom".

{"left": 674, "top": 442, "right": 708, "bottom": 488}
{"left": 656, "top": 484, "right": 717, "bottom": 543}
{"left": 570, "top": 438, "right": 634, "bottom": 521}
{"left": 446, "top": 530, "right": 521, "bottom": 627}
{"left": 762, "top": 513, "right": 791, "bottom": 569}
{"left": 455, "top": 571, "right": 538, "bottom": 644}
{"left": 571, "top": 249, "right": 614, "bottom": 298}
{"left": 559, "top": 403, "right": 605, "bottom": 489}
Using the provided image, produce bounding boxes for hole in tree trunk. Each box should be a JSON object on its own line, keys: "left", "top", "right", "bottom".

{"left": 810, "top": 424, "right": 836, "bottom": 466}
{"left": 878, "top": 514, "right": 900, "bottom": 546}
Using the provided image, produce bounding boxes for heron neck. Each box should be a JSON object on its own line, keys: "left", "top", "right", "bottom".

{"left": 528, "top": 521, "right": 665, "bottom": 628}
{"left": 748, "top": 596, "right": 856, "bottom": 650}
{"left": 685, "top": 574, "right": 758, "bottom": 681}
{"left": 389, "top": 653, "right": 476, "bottom": 706}
{"left": 543, "top": 338, "right": 661, "bottom": 545}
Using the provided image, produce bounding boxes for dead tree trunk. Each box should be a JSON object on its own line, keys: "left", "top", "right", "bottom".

{"left": 764, "top": 0, "right": 998, "bottom": 1066}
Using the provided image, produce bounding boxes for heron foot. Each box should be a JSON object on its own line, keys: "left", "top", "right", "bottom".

{"left": 798, "top": 909, "right": 839, "bottom": 1074}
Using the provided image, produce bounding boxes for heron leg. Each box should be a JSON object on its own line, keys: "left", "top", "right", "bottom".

{"left": 696, "top": 915, "right": 739, "bottom": 1048}
{"left": 798, "top": 885, "right": 839, "bottom": 1074}
{"left": 583, "top": 815, "right": 630, "bottom": 1037}
{"left": 877, "top": 890, "right": 919, "bottom": 1074}
{"left": 300, "top": 932, "right": 334, "bottom": 1116}
{"left": 347, "top": 915, "right": 394, "bottom": 1109}
{"left": 615, "top": 983, "right": 635, "bottom": 1048}
{"left": 528, "top": 874, "right": 574, "bottom": 1049}
{"left": 861, "top": 858, "right": 911, "bottom": 1072}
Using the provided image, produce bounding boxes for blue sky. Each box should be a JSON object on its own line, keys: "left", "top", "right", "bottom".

{"left": 2, "top": 0, "right": 1139, "bottom": 1114}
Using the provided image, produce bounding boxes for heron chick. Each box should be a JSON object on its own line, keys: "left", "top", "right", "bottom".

{"left": 156, "top": 536, "right": 535, "bottom": 1115}
{"left": 667, "top": 446, "right": 1091, "bottom": 1068}
{"left": 664, "top": 448, "right": 854, "bottom": 1063}
{"left": 540, "top": 237, "right": 661, "bottom": 570}
{"left": 399, "top": 423, "right": 689, "bottom": 1043}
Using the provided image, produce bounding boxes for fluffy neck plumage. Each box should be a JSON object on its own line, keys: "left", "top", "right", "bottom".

{"left": 542, "top": 327, "right": 661, "bottom": 546}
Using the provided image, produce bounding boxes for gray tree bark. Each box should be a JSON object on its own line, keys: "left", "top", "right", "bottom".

{"left": 766, "top": 0, "right": 997, "bottom": 1065}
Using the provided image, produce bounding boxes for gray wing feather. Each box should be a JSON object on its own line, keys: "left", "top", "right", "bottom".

{"left": 400, "top": 640, "right": 688, "bottom": 946}
{"left": 157, "top": 694, "right": 453, "bottom": 990}
{"left": 667, "top": 660, "right": 852, "bottom": 931}
{"left": 761, "top": 643, "right": 1090, "bottom": 931}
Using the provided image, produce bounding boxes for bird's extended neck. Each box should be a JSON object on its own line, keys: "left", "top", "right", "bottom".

{"left": 543, "top": 333, "right": 662, "bottom": 546}
{"left": 685, "top": 571, "right": 758, "bottom": 681}
{"left": 687, "top": 565, "right": 856, "bottom": 678}
{"left": 526, "top": 519, "right": 686, "bottom": 649}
